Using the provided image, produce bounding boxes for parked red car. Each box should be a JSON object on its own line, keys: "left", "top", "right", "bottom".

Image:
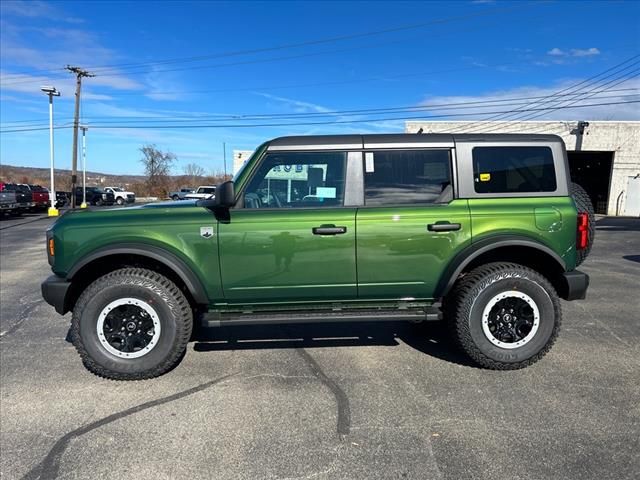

{"left": 27, "top": 185, "right": 51, "bottom": 210}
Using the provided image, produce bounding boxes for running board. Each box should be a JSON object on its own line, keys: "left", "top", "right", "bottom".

{"left": 201, "top": 307, "right": 442, "bottom": 328}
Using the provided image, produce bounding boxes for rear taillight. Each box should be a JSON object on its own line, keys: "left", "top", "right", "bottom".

{"left": 577, "top": 213, "right": 589, "bottom": 250}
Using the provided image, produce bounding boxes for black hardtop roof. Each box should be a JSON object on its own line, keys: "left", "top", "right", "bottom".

{"left": 267, "top": 133, "right": 562, "bottom": 149}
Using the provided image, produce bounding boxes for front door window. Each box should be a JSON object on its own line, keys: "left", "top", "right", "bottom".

{"left": 243, "top": 151, "right": 346, "bottom": 208}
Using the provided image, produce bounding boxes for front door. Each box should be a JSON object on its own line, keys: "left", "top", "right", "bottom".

{"left": 218, "top": 150, "right": 357, "bottom": 303}
{"left": 356, "top": 149, "right": 472, "bottom": 300}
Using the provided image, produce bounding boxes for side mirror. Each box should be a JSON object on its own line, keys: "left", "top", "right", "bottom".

{"left": 197, "top": 181, "right": 235, "bottom": 209}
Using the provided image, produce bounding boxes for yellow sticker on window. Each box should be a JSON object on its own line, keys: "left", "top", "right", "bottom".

{"left": 479, "top": 173, "right": 491, "bottom": 182}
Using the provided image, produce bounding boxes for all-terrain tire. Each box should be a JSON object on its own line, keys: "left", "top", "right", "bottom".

{"left": 71, "top": 268, "right": 193, "bottom": 380}
{"left": 570, "top": 182, "right": 595, "bottom": 266}
{"left": 116, "top": 197, "right": 124, "bottom": 205}
{"left": 447, "top": 262, "right": 561, "bottom": 370}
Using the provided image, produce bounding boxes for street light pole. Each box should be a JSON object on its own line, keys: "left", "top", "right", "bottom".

{"left": 80, "top": 126, "right": 88, "bottom": 208}
{"left": 41, "top": 86, "right": 60, "bottom": 217}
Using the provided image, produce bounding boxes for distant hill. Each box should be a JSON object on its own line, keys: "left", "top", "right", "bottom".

{"left": 0, "top": 164, "right": 145, "bottom": 187}
{"left": 0, "top": 163, "right": 230, "bottom": 197}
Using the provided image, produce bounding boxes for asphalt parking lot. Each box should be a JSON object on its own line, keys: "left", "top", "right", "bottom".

{"left": 1, "top": 211, "right": 638, "bottom": 480}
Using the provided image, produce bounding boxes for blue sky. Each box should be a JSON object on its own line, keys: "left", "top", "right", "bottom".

{"left": 1, "top": 0, "right": 639, "bottom": 175}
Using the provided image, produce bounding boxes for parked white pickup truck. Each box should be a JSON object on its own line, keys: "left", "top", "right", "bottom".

{"left": 104, "top": 187, "right": 136, "bottom": 205}
{"left": 184, "top": 185, "right": 216, "bottom": 200}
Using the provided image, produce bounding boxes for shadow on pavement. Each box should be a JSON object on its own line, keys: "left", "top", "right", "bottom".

{"left": 595, "top": 217, "right": 640, "bottom": 231}
{"left": 193, "top": 320, "right": 475, "bottom": 367}
{"left": 622, "top": 255, "right": 640, "bottom": 263}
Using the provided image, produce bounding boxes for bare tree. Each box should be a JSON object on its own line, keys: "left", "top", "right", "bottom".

{"left": 139, "top": 144, "right": 176, "bottom": 196}
{"left": 183, "top": 163, "right": 206, "bottom": 178}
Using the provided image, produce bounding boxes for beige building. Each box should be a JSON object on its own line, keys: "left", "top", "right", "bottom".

{"left": 233, "top": 150, "right": 254, "bottom": 175}
{"left": 406, "top": 121, "right": 640, "bottom": 216}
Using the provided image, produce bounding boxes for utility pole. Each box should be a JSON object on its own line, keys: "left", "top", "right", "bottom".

{"left": 66, "top": 66, "right": 94, "bottom": 208}
{"left": 80, "top": 126, "right": 88, "bottom": 208}
{"left": 223, "top": 142, "right": 227, "bottom": 178}
{"left": 571, "top": 121, "right": 590, "bottom": 151}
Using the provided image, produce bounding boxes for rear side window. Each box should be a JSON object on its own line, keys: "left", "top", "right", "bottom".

{"left": 472, "top": 146, "right": 556, "bottom": 194}
{"left": 363, "top": 150, "right": 452, "bottom": 206}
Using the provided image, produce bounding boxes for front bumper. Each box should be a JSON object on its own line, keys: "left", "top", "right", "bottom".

{"left": 562, "top": 270, "right": 590, "bottom": 301}
{"left": 41, "top": 275, "right": 72, "bottom": 315}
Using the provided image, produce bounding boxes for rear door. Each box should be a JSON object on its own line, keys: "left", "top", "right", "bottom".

{"left": 356, "top": 149, "right": 472, "bottom": 300}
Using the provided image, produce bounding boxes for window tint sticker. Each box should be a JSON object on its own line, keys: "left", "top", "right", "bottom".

{"left": 316, "top": 187, "right": 337, "bottom": 198}
{"left": 365, "top": 152, "right": 375, "bottom": 172}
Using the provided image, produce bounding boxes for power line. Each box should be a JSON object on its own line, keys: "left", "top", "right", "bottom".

{"left": 471, "top": 68, "right": 639, "bottom": 133}
{"left": 480, "top": 73, "right": 640, "bottom": 132}
{"left": 3, "top": 89, "right": 637, "bottom": 129}
{"left": 2, "top": 99, "right": 637, "bottom": 133}
{"left": 452, "top": 54, "right": 640, "bottom": 133}
{"left": 0, "top": 1, "right": 536, "bottom": 82}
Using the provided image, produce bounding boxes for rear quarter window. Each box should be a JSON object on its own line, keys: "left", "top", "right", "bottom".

{"left": 472, "top": 146, "right": 556, "bottom": 194}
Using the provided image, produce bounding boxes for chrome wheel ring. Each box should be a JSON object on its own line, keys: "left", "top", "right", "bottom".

{"left": 481, "top": 291, "right": 540, "bottom": 349}
{"left": 97, "top": 298, "right": 161, "bottom": 359}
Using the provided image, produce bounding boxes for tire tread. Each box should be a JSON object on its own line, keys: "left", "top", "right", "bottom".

{"left": 448, "top": 262, "right": 562, "bottom": 370}
{"left": 71, "top": 268, "right": 192, "bottom": 380}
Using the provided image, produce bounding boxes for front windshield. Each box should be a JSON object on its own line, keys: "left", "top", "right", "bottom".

{"left": 112, "top": 187, "right": 123, "bottom": 192}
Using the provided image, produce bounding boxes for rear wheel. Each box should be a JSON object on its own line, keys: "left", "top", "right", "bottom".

{"left": 570, "top": 182, "right": 595, "bottom": 266}
{"left": 71, "top": 268, "right": 193, "bottom": 380}
{"left": 447, "top": 262, "right": 561, "bottom": 369}
{"left": 172, "top": 195, "right": 179, "bottom": 201}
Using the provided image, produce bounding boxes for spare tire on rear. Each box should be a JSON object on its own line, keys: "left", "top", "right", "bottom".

{"left": 570, "top": 182, "right": 595, "bottom": 266}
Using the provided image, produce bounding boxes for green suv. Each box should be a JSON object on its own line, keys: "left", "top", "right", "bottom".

{"left": 41, "top": 134, "right": 593, "bottom": 380}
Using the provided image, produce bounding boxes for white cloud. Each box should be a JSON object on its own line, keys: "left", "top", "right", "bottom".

{"left": 254, "top": 92, "right": 333, "bottom": 114}
{"left": 571, "top": 47, "right": 601, "bottom": 57}
{"left": 0, "top": 12, "right": 144, "bottom": 99}
{"left": 418, "top": 78, "right": 640, "bottom": 123}
{"left": 547, "top": 48, "right": 566, "bottom": 56}
{"left": 547, "top": 47, "right": 601, "bottom": 58}
{"left": 253, "top": 92, "right": 406, "bottom": 134}
{"left": 0, "top": 0, "right": 84, "bottom": 23}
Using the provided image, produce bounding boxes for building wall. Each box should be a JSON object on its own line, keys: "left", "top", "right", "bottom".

{"left": 233, "top": 150, "right": 255, "bottom": 175}
{"left": 405, "top": 121, "right": 640, "bottom": 215}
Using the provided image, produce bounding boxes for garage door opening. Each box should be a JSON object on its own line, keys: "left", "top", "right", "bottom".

{"left": 568, "top": 151, "right": 614, "bottom": 214}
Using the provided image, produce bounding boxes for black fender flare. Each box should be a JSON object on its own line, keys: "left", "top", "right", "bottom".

{"left": 67, "top": 244, "right": 209, "bottom": 305}
{"left": 435, "top": 235, "right": 567, "bottom": 298}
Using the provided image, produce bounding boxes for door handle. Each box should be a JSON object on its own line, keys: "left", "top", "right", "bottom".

{"left": 312, "top": 225, "right": 347, "bottom": 235}
{"left": 427, "top": 222, "right": 461, "bottom": 232}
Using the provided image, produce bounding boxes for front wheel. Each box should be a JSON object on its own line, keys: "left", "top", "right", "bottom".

{"left": 71, "top": 268, "right": 193, "bottom": 380}
{"left": 446, "top": 263, "right": 561, "bottom": 369}
{"left": 116, "top": 197, "right": 124, "bottom": 205}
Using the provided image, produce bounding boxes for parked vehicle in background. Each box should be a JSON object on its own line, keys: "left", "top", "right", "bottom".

{"left": 169, "top": 188, "right": 195, "bottom": 200}
{"left": 41, "top": 133, "right": 594, "bottom": 380}
{"left": 0, "top": 190, "right": 19, "bottom": 216}
{"left": 184, "top": 185, "right": 216, "bottom": 200}
{"left": 0, "top": 183, "right": 35, "bottom": 211}
{"left": 104, "top": 187, "right": 136, "bottom": 205}
{"left": 74, "top": 186, "right": 115, "bottom": 206}
{"left": 55, "top": 192, "right": 70, "bottom": 208}
{"left": 28, "top": 185, "right": 51, "bottom": 210}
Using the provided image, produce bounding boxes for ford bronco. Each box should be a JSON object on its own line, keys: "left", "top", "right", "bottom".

{"left": 41, "top": 134, "right": 593, "bottom": 380}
